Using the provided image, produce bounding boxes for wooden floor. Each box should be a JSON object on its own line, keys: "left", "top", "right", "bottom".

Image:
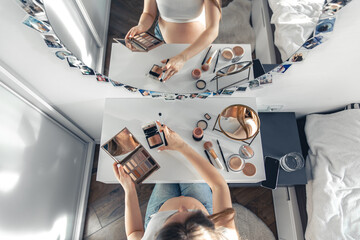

{"left": 83, "top": 145, "right": 278, "bottom": 239}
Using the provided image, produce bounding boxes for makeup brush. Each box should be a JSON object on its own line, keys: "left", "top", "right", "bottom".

{"left": 201, "top": 46, "right": 212, "bottom": 65}
{"left": 216, "top": 140, "right": 229, "bottom": 172}
{"left": 213, "top": 50, "right": 220, "bottom": 73}
{"left": 204, "top": 150, "right": 214, "bottom": 166}
{"left": 204, "top": 141, "right": 224, "bottom": 170}
{"left": 159, "top": 59, "right": 170, "bottom": 82}
{"left": 202, "top": 50, "right": 218, "bottom": 72}
{"left": 158, "top": 113, "right": 168, "bottom": 146}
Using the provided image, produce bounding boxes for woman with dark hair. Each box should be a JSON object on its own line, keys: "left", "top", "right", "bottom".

{"left": 113, "top": 123, "right": 239, "bottom": 240}
{"left": 125, "top": 0, "right": 221, "bottom": 82}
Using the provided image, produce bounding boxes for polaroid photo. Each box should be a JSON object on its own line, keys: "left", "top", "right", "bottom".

{"left": 55, "top": 51, "right": 72, "bottom": 60}
{"left": 248, "top": 79, "right": 261, "bottom": 90}
{"left": 175, "top": 94, "right": 186, "bottom": 100}
{"left": 212, "top": 89, "right": 223, "bottom": 96}
{"left": 236, "top": 86, "right": 247, "bottom": 92}
{"left": 289, "top": 50, "right": 308, "bottom": 63}
{"left": 259, "top": 73, "right": 273, "bottom": 85}
{"left": 164, "top": 93, "right": 176, "bottom": 100}
{"left": 322, "top": 3, "right": 342, "bottom": 16}
{"left": 66, "top": 56, "right": 82, "bottom": 68}
{"left": 96, "top": 74, "right": 109, "bottom": 82}
{"left": 17, "top": 0, "right": 44, "bottom": 16}
{"left": 273, "top": 64, "right": 292, "bottom": 74}
{"left": 110, "top": 79, "right": 124, "bottom": 87}
{"left": 42, "top": 34, "right": 63, "bottom": 49}
{"left": 303, "top": 36, "right": 326, "bottom": 50}
{"left": 23, "top": 16, "right": 51, "bottom": 33}
{"left": 315, "top": 17, "right": 336, "bottom": 36}
{"left": 189, "top": 93, "right": 198, "bottom": 99}
{"left": 221, "top": 89, "right": 235, "bottom": 96}
{"left": 79, "top": 65, "right": 95, "bottom": 75}
{"left": 139, "top": 89, "right": 151, "bottom": 96}
{"left": 124, "top": 86, "right": 138, "bottom": 92}
{"left": 150, "top": 91, "right": 163, "bottom": 98}
{"left": 197, "top": 92, "right": 211, "bottom": 99}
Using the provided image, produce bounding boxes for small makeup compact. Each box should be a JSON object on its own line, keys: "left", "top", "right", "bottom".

{"left": 232, "top": 46, "right": 244, "bottom": 58}
{"left": 227, "top": 154, "right": 245, "bottom": 172}
{"left": 221, "top": 48, "right": 234, "bottom": 61}
{"left": 192, "top": 68, "right": 202, "bottom": 80}
{"left": 142, "top": 122, "right": 164, "bottom": 149}
{"left": 149, "top": 64, "right": 163, "bottom": 81}
{"left": 197, "top": 120, "right": 208, "bottom": 130}
{"left": 101, "top": 128, "right": 160, "bottom": 184}
{"left": 192, "top": 127, "right": 204, "bottom": 141}
{"left": 196, "top": 80, "right": 206, "bottom": 90}
{"left": 114, "top": 32, "right": 164, "bottom": 52}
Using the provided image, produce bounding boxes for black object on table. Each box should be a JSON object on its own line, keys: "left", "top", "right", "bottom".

{"left": 229, "top": 112, "right": 307, "bottom": 187}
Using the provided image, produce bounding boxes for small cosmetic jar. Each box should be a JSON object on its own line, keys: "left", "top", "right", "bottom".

{"left": 197, "top": 120, "right": 208, "bottom": 130}
{"left": 227, "top": 154, "right": 245, "bottom": 172}
{"left": 192, "top": 127, "right": 204, "bottom": 141}
{"left": 232, "top": 46, "right": 244, "bottom": 58}
{"left": 192, "top": 68, "right": 202, "bottom": 80}
{"left": 239, "top": 145, "right": 254, "bottom": 159}
{"left": 196, "top": 80, "right": 206, "bottom": 90}
{"left": 221, "top": 48, "right": 234, "bottom": 61}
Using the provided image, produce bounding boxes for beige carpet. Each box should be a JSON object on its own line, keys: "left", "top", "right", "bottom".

{"left": 214, "top": 0, "right": 256, "bottom": 51}
{"left": 233, "top": 203, "right": 276, "bottom": 240}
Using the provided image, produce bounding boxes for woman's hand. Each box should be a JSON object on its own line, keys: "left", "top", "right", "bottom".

{"left": 125, "top": 24, "right": 146, "bottom": 39}
{"left": 112, "top": 162, "right": 135, "bottom": 193}
{"left": 156, "top": 122, "right": 187, "bottom": 152}
{"left": 161, "top": 54, "right": 186, "bottom": 82}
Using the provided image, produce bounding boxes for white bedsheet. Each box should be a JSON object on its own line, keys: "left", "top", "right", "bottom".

{"left": 305, "top": 110, "right": 360, "bottom": 240}
{"left": 268, "top": 0, "right": 324, "bottom": 61}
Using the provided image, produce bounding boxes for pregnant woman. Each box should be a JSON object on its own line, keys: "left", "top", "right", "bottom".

{"left": 125, "top": 0, "right": 221, "bottom": 81}
{"left": 112, "top": 123, "right": 239, "bottom": 240}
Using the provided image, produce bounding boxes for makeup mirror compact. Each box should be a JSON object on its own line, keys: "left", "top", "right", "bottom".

{"left": 101, "top": 128, "right": 160, "bottom": 184}
{"left": 213, "top": 104, "right": 260, "bottom": 142}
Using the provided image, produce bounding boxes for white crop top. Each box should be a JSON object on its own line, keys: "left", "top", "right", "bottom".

{"left": 156, "top": 0, "right": 206, "bottom": 24}
{"left": 141, "top": 210, "right": 239, "bottom": 240}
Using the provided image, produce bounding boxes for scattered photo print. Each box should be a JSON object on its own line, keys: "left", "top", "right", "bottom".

{"left": 150, "top": 91, "right": 163, "bottom": 98}
{"left": 66, "top": 56, "right": 82, "bottom": 68}
{"left": 249, "top": 79, "right": 261, "bottom": 89}
{"left": 189, "top": 93, "right": 198, "bottom": 99}
{"left": 322, "top": 3, "right": 342, "bottom": 16}
{"left": 32, "top": 0, "right": 44, "bottom": 8}
{"left": 55, "top": 51, "right": 72, "bottom": 60}
{"left": 330, "top": 0, "right": 350, "bottom": 7}
{"left": 176, "top": 94, "right": 186, "bottom": 100}
{"left": 197, "top": 92, "right": 211, "bottom": 99}
{"left": 221, "top": 89, "right": 234, "bottom": 95}
{"left": 42, "top": 34, "right": 63, "bottom": 48}
{"left": 17, "top": 0, "right": 44, "bottom": 16}
{"left": 289, "top": 51, "right": 308, "bottom": 63}
{"left": 236, "top": 86, "right": 247, "bottom": 92}
{"left": 79, "top": 65, "right": 95, "bottom": 75}
{"left": 110, "top": 79, "right": 124, "bottom": 87}
{"left": 259, "top": 73, "right": 273, "bottom": 85}
{"left": 124, "top": 85, "right": 138, "bottom": 92}
{"left": 23, "top": 16, "right": 50, "bottom": 33}
{"left": 213, "top": 89, "right": 223, "bottom": 96}
{"left": 139, "top": 89, "right": 151, "bottom": 96}
{"left": 96, "top": 73, "right": 109, "bottom": 82}
{"left": 274, "top": 64, "right": 292, "bottom": 73}
{"left": 303, "top": 36, "right": 324, "bottom": 49}
{"left": 164, "top": 93, "right": 176, "bottom": 100}
{"left": 315, "top": 18, "right": 336, "bottom": 35}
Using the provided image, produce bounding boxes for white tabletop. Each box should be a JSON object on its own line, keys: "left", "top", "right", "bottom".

{"left": 97, "top": 97, "right": 265, "bottom": 184}
{"left": 109, "top": 43, "right": 253, "bottom": 93}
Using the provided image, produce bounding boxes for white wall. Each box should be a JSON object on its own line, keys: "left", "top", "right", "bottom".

{"left": 0, "top": 0, "right": 359, "bottom": 141}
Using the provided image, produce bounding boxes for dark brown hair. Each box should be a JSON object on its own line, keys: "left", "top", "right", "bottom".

{"left": 155, "top": 208, "right": 235, "bottom": 240}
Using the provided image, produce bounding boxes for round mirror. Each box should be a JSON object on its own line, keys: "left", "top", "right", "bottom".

{"left": 218, "top": 104, "right": 260, "bottom": 141}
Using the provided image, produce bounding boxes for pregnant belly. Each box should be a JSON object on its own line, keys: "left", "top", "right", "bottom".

{"left": 159, "top": 196, "right": 209, "bottom": 214}
{"left": 159, "top": 17, "right": 206, "bottom": 44}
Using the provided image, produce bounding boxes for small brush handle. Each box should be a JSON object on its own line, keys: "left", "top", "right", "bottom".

{"left": 162, "top": 131, "right": 168, "bottom": 146}
{"left": 213, "top": 157, "right": 224, "bottom": 170}
{"left": 206, "top": 50, "right": 218, "bottom": 65}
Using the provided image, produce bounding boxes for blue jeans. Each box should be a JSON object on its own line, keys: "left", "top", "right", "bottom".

{"left": 144, "top": 183, "right": 213, "bottom": 229}
{"left": 154, "top": 21, "right": 164, "bottom": 42}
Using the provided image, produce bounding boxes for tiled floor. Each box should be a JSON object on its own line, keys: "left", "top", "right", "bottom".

{"left": 83, "top": 146, "right": 278, "bottom": 239}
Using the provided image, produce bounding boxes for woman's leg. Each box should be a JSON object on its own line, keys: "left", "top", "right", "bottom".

{"left": 144, "top": 184, "right": 180, "bottom": 229}
{"left": 179, "top": 183, "right": 213, "bottom": 215}
{"left": 154, "top": 20, "right": 165, "bottom": 42}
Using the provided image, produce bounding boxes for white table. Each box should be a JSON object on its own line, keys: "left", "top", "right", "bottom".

{"left": 97, "top": 97, "right": 265, "bottom": 184}
{"left": 109, "top": 43, "right": 253, "bottom": 93}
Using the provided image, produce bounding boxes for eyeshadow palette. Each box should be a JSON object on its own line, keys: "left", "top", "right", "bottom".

{"left": 114, "top": 32, "right": 164, "bottom": 52}
{"left": 101, "top": 128, "right": 160, "bottom": 184}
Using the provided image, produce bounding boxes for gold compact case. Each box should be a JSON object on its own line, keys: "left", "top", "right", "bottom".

{"left": 142, "top": 122, "right": 164, "bottom": 149}
{"left": 149, "top": 64, "right": 163, "bottom": 81}
{"left": 101, "top": 128, "right": 160, "bottom": 184}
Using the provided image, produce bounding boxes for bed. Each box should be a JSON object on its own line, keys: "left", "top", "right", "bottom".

{"left": 301, "top": 105, "right": 360, "bottom": 239}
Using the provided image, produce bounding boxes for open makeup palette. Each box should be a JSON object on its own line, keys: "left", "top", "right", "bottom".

{"left": 114, "top": 31, "right": 164, "bottom": 52}
{"left": 101, "top": 128, "right": 160, "bottom": 184}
